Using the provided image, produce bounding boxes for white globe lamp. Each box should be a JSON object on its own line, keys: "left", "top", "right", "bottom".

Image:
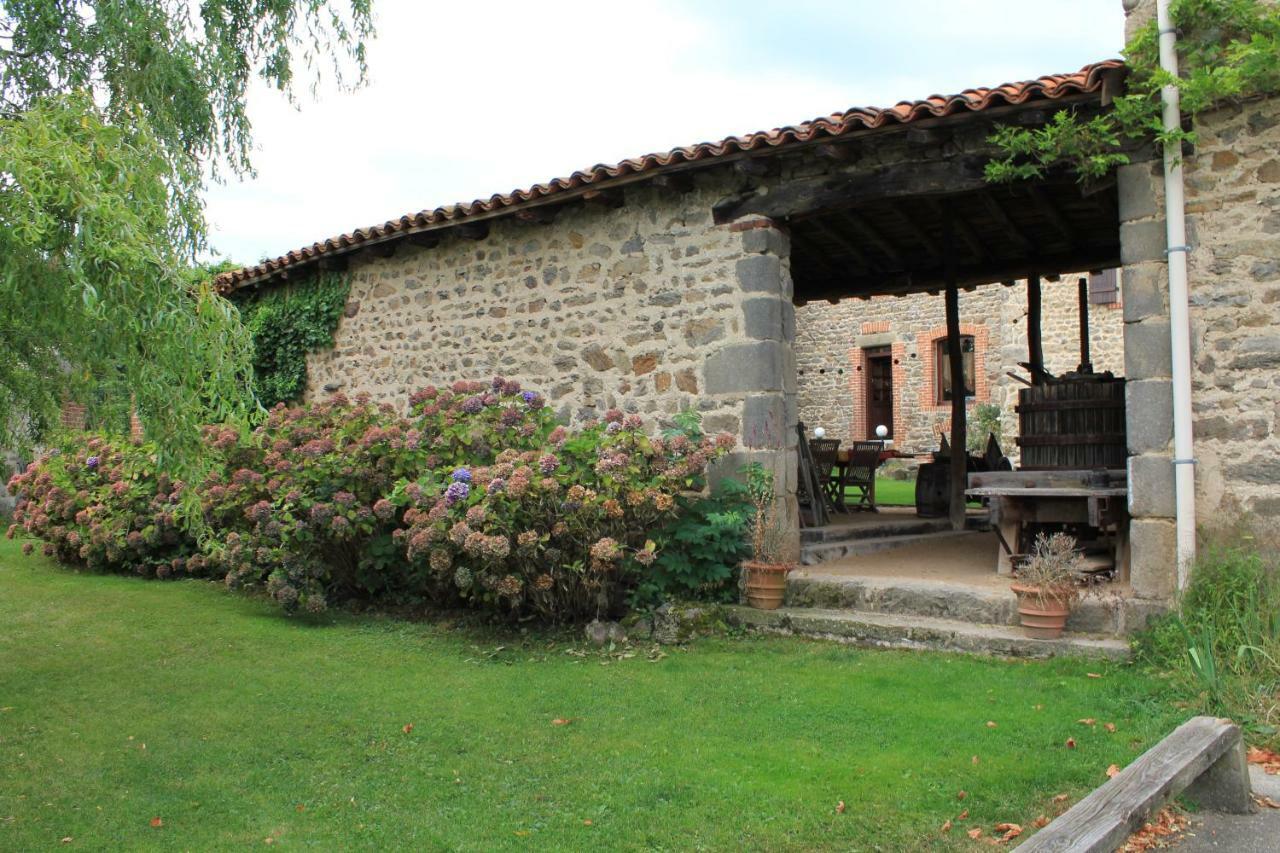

{"left": 813, "top": 426, "right": 826, "bottom": 438}
{"left": 875, "top": 424, "right": 889, "bottom": 439}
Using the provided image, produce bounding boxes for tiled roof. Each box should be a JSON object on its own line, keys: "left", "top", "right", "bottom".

{"left": 215, "top": 59, "right": 1124, "bottom": 292}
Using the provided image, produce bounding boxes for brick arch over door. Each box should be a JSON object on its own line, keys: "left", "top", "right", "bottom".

{"left": 847, "top": 327, "right": 907, "bottom": 442}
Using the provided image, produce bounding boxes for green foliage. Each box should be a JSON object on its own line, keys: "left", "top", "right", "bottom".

{"left": 0, "top": 1, "right": 372, "bottom": 472}
{"left": 967, "top": 402, "right": 1004, "bottom": 453}
{"left": 986, "top": 0, "right": 1280, "bottom": 182}
{"left": 634, "top": 482, "right": 752, "bottom": 607}
{"left": 235, "top": 272, "right": 352, "bottom": 408}
{"left": 1133, "top": 535, "right": 1280, "bottom": 743}
{"left": 6, "top": 435, "right": 202, "bottom": 576}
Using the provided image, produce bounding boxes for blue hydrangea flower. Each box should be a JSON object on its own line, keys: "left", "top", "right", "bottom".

{"left": 451, "top": 468, "right": 472, "bottom": 483}
{"left": 445, "top": 481, "right": 470, "bottom": 506}
{"left": 85, "top": 456, "right": 100, "bottom": 469}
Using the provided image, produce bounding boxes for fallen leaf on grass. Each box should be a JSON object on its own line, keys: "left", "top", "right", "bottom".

{"left": 971, "top": 755, "right": 980, "bottom": 765}
{"left": 551, "top": 718, "right": 574, "bottom": 726}
{"left": 1053, "top": 794, "right": 1070, "bottom": 803}
{"left": 835, "top": 801, "right": 846, "bottom": 814}
{"left": 1065, "top": 738, "right": 1077, "bottom": 749}
{"left": 996, "top": 822, "right": 1023, "bottom": 840}
{"left": 940, "top": 819, "right": 952, "bottom": 832}
{"left": 1087, "top": 672, "right": 1102, "bottom": 678}
{"left": 956, "top": 790, "right": 967, "bottom": 801}
{"left": 295, "top": 804, "right": 305, "bottom": 813}
{"left": 967, "top": 828, "right": 983, "bottom": 839}
{"left": 1078, "top": 718, "right": 1096, "bottom": 726}
{"left": 1104, "top": 722, "right": 1117, "bottom": 733}
{"left": 1106, "top": 764, "right": 1121, "bottom": 778}
{"left": 583, "top": 819, "right": 593, "bottom": 826}
{"left": 149, "top": 818, "right": 163, "bottom": 828}
{"left": 1246, "top": 746, "right": 1280, "bottom": 774}
{"left": 957, "top": 809, "right": 969, "bottom": 821}
{"left": 60, "top": 838, "right": 72, "bottom": 844}
{"left": 514, "top": 830, "right": 530, "bottom": 837}
{"left": 402, "top": 723, "right": 413, "bottom": 734}
{"left": 1032, "top": 815, "right": 1051, "bottom": 829}
{"left": 985, "top": 721, "right": 998, "bottom": 728}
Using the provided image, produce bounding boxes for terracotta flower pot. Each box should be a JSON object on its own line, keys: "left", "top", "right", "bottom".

{"left": 1011, "top": 582, "right": 1075, "bottom": 639}
{"left": 743, "top": 560, "right": 792, "bottom": 610}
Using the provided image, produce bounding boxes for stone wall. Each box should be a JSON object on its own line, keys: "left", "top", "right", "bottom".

{"left": 794, "top": 275, "right": 1124, "bottom": 454}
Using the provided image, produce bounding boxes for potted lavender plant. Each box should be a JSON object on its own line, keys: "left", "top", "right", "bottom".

{"left": 1010, "top": 532, "right": 1083, "bottom": 639}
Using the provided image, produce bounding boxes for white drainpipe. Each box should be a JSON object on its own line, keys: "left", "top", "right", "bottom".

{"left": 1157, "top": 0, "right": 1197, "bottom": 589}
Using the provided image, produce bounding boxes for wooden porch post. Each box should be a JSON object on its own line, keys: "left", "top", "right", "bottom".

{"left": 1027, "top": 273, "right": 1045, "bottom": 384}
{"left": 944, "top": 214, "right": 967, "bottom": 532}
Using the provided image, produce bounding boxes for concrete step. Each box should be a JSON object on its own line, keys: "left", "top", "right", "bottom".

{"left": 800, "top": 517, "right": 952, "bottom": 544}
{"left": 800, "top": 529, "right": 977, "bottom": 566}
{"left": 785, "top": 571, "right": 1160, "bottom": 636}
{"left": 725, "top": 605, "right": 1130, "bottom": 660}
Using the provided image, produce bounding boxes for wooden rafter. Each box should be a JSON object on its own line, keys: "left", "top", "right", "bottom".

{"left": 840, "top": 211, "right": 903, "bottom": 266}
{"left": 807, "top": 217, "right": 875, "bottom": 271}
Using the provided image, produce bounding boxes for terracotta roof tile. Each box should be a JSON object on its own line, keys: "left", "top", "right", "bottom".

{"left": 216, "top": 60, "right": 1123, "bottom": 292}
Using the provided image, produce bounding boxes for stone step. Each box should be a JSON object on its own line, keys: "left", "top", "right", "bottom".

{"left": 784, "top": 571, "right": 1157, "bottom": 636}
{"left": 725, "top": 605, "right": 1130, "bottom": 660}
{"left": 800, "top": 529, "right": 978, "bottom": 566}
{"left": 800, "top": 517, "right": 952, "bottom": 544}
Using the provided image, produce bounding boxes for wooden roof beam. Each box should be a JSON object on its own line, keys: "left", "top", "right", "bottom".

{"left": 789, "top": 230, "right": 843, "bottom": 277}
{"left": 651, "top": 172, "right": 695, "bottom": 194}
{"left": 805, "top": 218, "right": 876, "bottom": 271}
{"left": 840, "top": 211, "right": 904, "bottom": 267}
{"left": 1028, "top": 185, "right": 1075, "bottom": 248}
{"left": 925, "top": 198, "right": 987, "bottom": 261}
{"left": 978, "top": 193, "right": 1033, "bottom": 255}
{"left": 883, "top": 204, "right": 941, "bottom": 260}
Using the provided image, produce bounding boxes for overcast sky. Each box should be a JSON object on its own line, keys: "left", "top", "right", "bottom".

{"left": 204, "top": 0, "right": 1126, "bottom": 265}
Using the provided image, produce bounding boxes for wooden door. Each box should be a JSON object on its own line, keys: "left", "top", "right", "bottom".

{"left": 865, "top": 350, "right": 893, "bottom": 439}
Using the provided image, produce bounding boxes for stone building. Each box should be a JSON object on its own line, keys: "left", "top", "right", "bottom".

{"left": 795, "top": 272, "right": 1124, "bottom": 454}
{"left": 215, "top": 0, "right": 1280, "bottom": 629}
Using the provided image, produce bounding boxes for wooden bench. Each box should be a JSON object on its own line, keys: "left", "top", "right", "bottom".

{"left": 1019, "top": 716, "right": 1252, "bottom": 852}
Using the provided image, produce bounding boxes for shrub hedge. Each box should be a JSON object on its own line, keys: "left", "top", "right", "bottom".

{"left": 8, "top": 379, "right": 738, "bottom": 621}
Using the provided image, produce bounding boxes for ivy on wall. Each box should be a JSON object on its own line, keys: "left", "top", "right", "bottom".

{"left": 986, "top": 0, "right": 1280, "bottom": 183}
{"left": 234, "top": 271, "right": 352, "bottom": 409}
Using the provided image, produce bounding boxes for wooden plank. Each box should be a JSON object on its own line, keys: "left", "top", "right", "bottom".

{"left": 1019, "top": 717, "right": 1249, "bottom": 852}
{"left": 967, "top": 469, "right": 1125, "bottom": 490}
{"left": 944, "top": 213, "right": 967, "bottom": 533}
{"left": 1027, "top": 273, "right": 1045, "bottom": 384}
{"left": 966, "top": 487, "right": 1128, "bottom": 498}
{"left": 711, "top": 155, "right": 992, "bottom": 223}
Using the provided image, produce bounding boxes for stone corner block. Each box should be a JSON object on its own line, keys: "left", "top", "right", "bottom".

{"left": 742, "top": 297, "right": 789, "bottom": 341}
{"left": 742, "top": 394, "right": 789, "bottom": 449}
{"left": 1128, "top": 517, "right": 1177, "bottom": 600}
{"left": 1123, "top": 321, "right": 1172, "bottom": 380}
{"left": 1125, "top": 379, "right": 1173, "bottom": 455}
{"left": 705, "top": 341, "right": 792, "bottom": 395}
{"left": 1120, "top": 219, "right": 1169, "bottom": 266}
{"left": 1127, "top": 454, "right": 1176, "bottom": 518}
{"left": 1117, "top": 162, "right": 1160, "bottom": 223}
{"left": 1121, "top": 262, "right": 1168, "bottom": 324}
{"left": 742, "top": 227, "right": 790, "bottom": 257}
{"left": 735, "top": 254, "right": 783, "bottom": 295}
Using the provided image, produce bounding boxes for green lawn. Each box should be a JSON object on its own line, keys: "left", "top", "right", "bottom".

{"left": 873, "top": 476, "right": 915, "bottom": 507}
{"left": 0, "top": 538, "right": 1185, "bottom": 850}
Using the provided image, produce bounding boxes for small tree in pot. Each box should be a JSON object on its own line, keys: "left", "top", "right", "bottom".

{"left": 1011, "top": 532, "right": 1083, "bottom": 639}
{"left": 741, "top": 462, "right": 793, "bottom": 610}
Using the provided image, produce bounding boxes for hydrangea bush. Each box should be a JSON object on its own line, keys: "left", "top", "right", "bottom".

{"left": 203, "top": 394, "right": 428, "bottom": 613}
{"left": 395, "top": 396, "right": 734, "bottom": 621}
{"left": 10, "top": 378, "right": 738, "bottom": 621}
{"left": 6, "top": 436, "right": 199, "bottom": 577}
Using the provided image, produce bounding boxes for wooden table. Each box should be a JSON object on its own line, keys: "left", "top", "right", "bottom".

{"left": 966, "top": 469, "right": 1129, "bottom": 575}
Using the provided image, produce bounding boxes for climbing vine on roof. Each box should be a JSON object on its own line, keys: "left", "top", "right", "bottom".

{"left": 986, "top": 0, "right": 1280, "bottom": 183}
{"left": 234, "top": 272, "right": 352, "bottom": 409}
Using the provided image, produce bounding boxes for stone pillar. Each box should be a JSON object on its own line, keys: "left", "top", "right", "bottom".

{"left": 1122, "top": 0, "right": 1157, "bottom": 43}
{"left": 1118, "top": 156, "right": 1178, "bottom": 601}
{"left": 704, "top": 216, "right": 800, "bottom": 561}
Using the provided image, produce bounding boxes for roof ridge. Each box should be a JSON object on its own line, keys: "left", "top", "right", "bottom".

{"left": 216, "top": 59, "right": 1124, "bottom": 292}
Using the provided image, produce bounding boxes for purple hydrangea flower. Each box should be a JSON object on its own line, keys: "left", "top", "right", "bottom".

{"left": 85, "top": 456, "right": 100, "bottom": 469}
{"left": 522, "top": 391, "right": 536, "bottom": 403}
{"left": 487, "top": 477, "right": 506, "bottom": 494}
{"left": 461, "top": 395, "right": 485, "bottom": 414}
{"left": 606, "top": 421, "right": 622, "bottom": 434}
{"left": 445, "top": 481, "right": 470, "bottom": 506}
{"left": 451, "top": 468, "right": 472, "bottom": 483}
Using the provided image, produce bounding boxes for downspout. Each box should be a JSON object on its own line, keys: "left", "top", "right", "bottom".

{"left": 1156, "top": 0, "right": 1197, "bottom": 589}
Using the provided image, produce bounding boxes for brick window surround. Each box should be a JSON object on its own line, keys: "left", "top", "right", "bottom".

{"left": 917, "top": 323, "right": 991, "bottom": 414}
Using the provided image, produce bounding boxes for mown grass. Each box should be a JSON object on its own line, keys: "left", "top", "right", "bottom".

{"left": 0, "top": 537, "right": 1187, "bottom": 850}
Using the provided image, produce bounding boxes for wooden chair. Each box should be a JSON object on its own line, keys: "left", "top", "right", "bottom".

{"left": 844, "top": 441, "right": 883, "bottom": 511}
{"left": 808, "top": 438, "right": 842, "bottom": 511}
